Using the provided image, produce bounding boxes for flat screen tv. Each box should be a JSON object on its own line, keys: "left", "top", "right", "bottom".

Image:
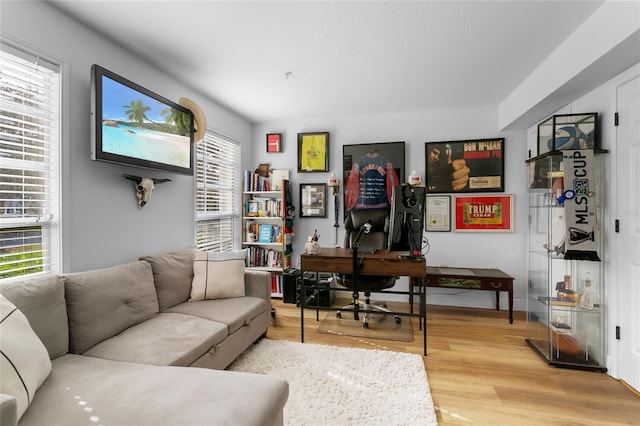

{"left": 90, "top": 64, "right": 194, "bottom": 175}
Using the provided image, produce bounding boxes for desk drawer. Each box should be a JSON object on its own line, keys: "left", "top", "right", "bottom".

{"left": 480, "top": 279, "right": 512, "bottom": 291}
{"left": 426, "top": 276, "right": 481, "bottom": 289}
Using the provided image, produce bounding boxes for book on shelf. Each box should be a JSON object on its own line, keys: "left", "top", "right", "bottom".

{"left": 271, "top": 274, "right": 282, "bottom": 294}
{"left": 244, "top": 170, "right": 272, "bottom": 192}
{"left": 258, "top": 224, "right": 274, "bottom": 243}
{"left": 247, "top": 247, "right": 282, "bottom": 268}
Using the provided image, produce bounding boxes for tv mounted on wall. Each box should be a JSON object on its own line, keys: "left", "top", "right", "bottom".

{"left": 90, "top": 64, "right": 194, "bottom": 175}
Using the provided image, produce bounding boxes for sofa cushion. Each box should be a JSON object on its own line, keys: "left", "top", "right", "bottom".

{"left": 167, "top": 296, "right": 268, "bottom": 334}
{"left": 191, "top": 249, "right": 248, "bottom": 300}
{"left": 139, "top": 246, "right": 195, "bottom": 311}
{"left": 64, "top": 261, "right": 159, "bottom": 354}
{"left": 18, "top": 354, "right": 289, "bottom": 426}
{"left": 83, "top": 312, "right": 227, "bottom": 366}
{"left": 0, "top": 295, "right": 52, "bottom": 421}
{"left": 0, "top": 274, "right": 68, "bottom": 359}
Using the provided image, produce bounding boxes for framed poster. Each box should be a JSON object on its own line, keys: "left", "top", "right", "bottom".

{"left": 300, "top": 183, "right": 327, "bottom": 218}
{"left": 425, "top": 138, "right": 505, "bottom": 194}
{"left": 298, "top": 132, "right": 329, "bottom": 172}
{"left": 342, "top": 141, "right": 405, "bottom": 217}
{"left": 425, "top": 195, "right": 451, "bottom": 232}
{"left": 266, "top": 133, "right": 282, "bottom": 153}
{"left": 454, "top": 195, "right": 513, "bottom": 232}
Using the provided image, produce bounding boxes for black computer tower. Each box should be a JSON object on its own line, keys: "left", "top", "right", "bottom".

{"left": 282, "top": 269, "right": 301, "bottom": 304}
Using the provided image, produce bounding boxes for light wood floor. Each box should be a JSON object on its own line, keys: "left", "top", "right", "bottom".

{"left": 267, "top": 300, "right": 640, "bottom": 425}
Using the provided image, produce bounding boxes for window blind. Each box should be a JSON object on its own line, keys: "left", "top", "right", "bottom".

{"left": 0, "top": 46, "right": 60, "bottom": 279}
{"left": 195, "top": 130, "right": 240, "bottom": 252}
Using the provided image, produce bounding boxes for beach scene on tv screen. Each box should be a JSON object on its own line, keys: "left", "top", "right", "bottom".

{"left": 101, "top": 75, "right": 191, "bottom": 168}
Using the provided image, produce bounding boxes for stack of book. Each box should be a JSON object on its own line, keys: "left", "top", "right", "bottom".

{"left": 243, "top": 170, "right": 271, "bottom": 192}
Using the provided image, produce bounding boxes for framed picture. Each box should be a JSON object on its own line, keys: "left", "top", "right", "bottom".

{"left": 425, "top": 195, "right": 451, "bottom": 232}
{"left": 342, "top": 141, "right": 405, "bottom": 217}
{"left": 266, "top": 133, "right": 283, "bottom": 153}
{"left": 298, "top": 132, "right": 329, "bottom": 172}
{"left": 425, "top": 138, "right": 505, "bottom": 194}
{"left": 300, "top": 183, "right": 327, "bottom": 218}
{"left": 454, "top": 195, "right": 513, "bottom": 232}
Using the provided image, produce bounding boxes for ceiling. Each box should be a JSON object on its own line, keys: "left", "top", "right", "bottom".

{"left": 49, "top": 1, "right": 605, "bottom": 124}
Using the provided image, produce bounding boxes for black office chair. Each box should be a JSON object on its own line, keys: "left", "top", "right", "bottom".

{"left": 335, "top": 209, "right": 401, "bottom": 328}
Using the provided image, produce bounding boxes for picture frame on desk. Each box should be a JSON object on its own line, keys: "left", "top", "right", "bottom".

{"left": 425, "top": 195, "right": 451, "bottom": 232}
{"left": 453, "top": 194, "right": 513, "bottom": 232}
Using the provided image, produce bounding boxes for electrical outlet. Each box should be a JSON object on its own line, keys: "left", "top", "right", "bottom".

{"left": 489, "top": 264, "right": 498, "bottom": 269}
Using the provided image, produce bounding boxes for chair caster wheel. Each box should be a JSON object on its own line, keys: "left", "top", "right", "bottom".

{"left": 363, "top": 322, "right": 369, "bottom": 329}
{"left": 336, "top": 312, "right": 342, "bottom": 319}
{"left": 395, "top": 316, "right": 402, "bottom": 324}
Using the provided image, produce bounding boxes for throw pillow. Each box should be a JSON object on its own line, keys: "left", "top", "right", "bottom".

{"left": 191, "top": 249, "right": 247, "bottom": 300}
{"left": 0, "top": 295, "right": 52, "bottom": 421}
{"left": 0, "top": 274, "right": 68, "bottom": 359}
{"left": 64, "top": 261, "right": 159, "bottom": 354}
{"left": 140, "top": 246, "right": 196, "bottom": 311}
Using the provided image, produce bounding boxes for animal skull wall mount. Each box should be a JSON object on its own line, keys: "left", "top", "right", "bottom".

{"left": 122, "top": 174, "right": 172, "bottom": 208}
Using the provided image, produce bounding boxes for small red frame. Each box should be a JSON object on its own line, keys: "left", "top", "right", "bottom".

{"left": 266, "top": 133, "right": 282, "bottom": 153}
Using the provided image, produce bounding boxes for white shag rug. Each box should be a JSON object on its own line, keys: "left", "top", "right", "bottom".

{"left": 227, "top": 339, "right": 437, "bottom": 426}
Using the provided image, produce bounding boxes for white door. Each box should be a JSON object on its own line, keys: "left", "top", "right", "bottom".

{"left": 617, "top": 75, "right": 640, "bottom": 393}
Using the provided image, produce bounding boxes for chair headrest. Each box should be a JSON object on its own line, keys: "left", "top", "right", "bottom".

{"left": 348, "top": 209, "right": 388, "bottom": 231}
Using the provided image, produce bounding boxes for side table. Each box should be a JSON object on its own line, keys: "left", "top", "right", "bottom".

{"left": 411, "top": 266, "right": 514, "bottom": 323}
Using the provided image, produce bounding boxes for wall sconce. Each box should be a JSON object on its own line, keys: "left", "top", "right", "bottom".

{"left": 327, "top": 173, "right": 340, "bottom": 196}
{"left": 408, "top": 170, "right": 422, "bottom": 186}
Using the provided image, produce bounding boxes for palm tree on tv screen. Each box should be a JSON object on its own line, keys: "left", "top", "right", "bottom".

{"left": 161, "top": 107, "right": 189, "bottom": 136}
{"left": 123, "top": 99, "right": 152, "bottom": 124}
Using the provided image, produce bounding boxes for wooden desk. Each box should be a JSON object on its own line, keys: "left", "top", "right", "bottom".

{"left": 301, "top": 248, "right": 426, "bottom": 277}
{"left": 411, "top": 266, "right": 514, "bottom": 323}
{"left": 300, "top": 248, "right": 428, "bottom": 355}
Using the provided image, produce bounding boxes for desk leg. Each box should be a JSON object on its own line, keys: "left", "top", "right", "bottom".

{"left": 300, "top": 275, "right": 305, "bottom": 343}
{"left": 495, "top": 291, "right": 500, "bottom": 311}
{"left": 509, "top": 289, "right": 513, "bottom": 324}
{"left": 409, "top": 277, "right": 415, "bottom": 314}
{"left": 421, "top": 284, "right": 427, "bottom": 356}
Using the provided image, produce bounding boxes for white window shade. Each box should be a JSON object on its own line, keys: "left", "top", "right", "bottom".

{"left": 0, "top": 45, "right": 60, "bottom": 279}
{"left": 195, "top": 131, "right": 240, "bottom": 252}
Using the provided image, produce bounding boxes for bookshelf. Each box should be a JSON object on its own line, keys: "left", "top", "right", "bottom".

{"left": 243, "top": 171, "right": 292, "bottom": 298}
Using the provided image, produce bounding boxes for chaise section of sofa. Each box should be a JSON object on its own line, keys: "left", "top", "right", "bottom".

{"left": 0, "top": 247, "right": 288, "bottom": 426}
{"left": 17, "top": 354, "right": 288, "bottom": 426}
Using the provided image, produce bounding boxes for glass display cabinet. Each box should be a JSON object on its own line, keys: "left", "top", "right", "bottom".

{"left": 525, "top": 150, "right": 607, "bottom": 371}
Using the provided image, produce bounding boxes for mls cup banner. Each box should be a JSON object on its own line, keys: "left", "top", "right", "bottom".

{"left": 562, "top": 150, "right": 600, "bottom": 261}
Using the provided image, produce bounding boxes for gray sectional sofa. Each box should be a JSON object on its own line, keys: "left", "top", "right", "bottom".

{"left": 0, "top": 246, "right": 288, "bottom": 426}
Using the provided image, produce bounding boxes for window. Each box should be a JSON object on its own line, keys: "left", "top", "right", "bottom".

{"left": 195, "top": 130, "right": 240, "bottom": 251}
{"left": 0, "top": 45, "right": 61, "bottom": 280}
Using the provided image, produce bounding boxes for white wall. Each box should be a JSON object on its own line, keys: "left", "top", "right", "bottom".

{"left": 1, "top": 1, "right": 252, "bottom": 272}
{"left": 252, "top": 108, "right": 529, "bottom": 309}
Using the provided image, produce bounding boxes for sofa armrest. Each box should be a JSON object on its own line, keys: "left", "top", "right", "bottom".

{"left": 244, "top": 270, "right": 271, "bottom": 301}
{"left": 0, "top": 394, "right": 17, "bottom": 426}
